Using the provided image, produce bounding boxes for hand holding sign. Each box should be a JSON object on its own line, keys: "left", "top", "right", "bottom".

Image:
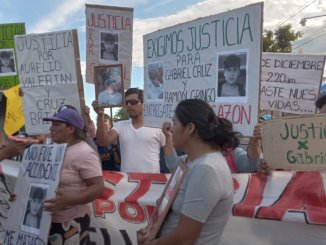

{"left": 92, "top": 100, "right": 105, "bottom": 116}
{"left": 43, "top": 189, "right": 71, "bottom": 213}
{"left": 137, "top": 225, "right": 151, "bottom": 245}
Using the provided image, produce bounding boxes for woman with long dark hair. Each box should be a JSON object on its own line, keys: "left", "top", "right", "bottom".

{"left": 138, "top": 99, "right": 238, "bottom": 245}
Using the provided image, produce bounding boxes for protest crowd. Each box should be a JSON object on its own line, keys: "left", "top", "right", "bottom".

{"left": 0, "top": 2, "right": 326, "bottom": 245}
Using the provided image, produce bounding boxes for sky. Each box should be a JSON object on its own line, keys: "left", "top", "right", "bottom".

{"left": 1, "top": 0, "right": 326, "bottom": 118}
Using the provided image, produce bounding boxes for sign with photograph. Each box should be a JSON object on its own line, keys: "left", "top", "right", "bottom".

{"left": 0, "top": 23, "right": 25, "bottom": 90}
{"left": 3, "top": 144, "right": 66, "bottom": 245}
{"left": 86, "top": 4, "right": 133, "bottom": 89}
{"left": 260, "top": 53, "right": 325, "bottom": 114}
{"left": 14, "top": 29, "right": 85, "bottom": 135}
{"left": 143, "top": 3, "right": 263, "bottom": 136}
{"left": 148, "top": 161, "right": 187, "bottom": 240}
{"left": 262, "top": 114, "right": 326, "bottom": 170}
{"left": 94, "top": 64, "right": 124, "bottom": 107}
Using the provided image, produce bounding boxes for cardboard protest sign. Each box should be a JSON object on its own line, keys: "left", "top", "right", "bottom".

{"left": 15, "top": 29, "right": 85, "bottom": 135}
{"left": 261, "top": 53, "right": 325, "bottom": 114}
{"left": 262, "top": 114, "right": 326, "bottom": 170}
{"left": 143, "top": 3, "right": 263, "bottom": 136}
{"left": 0, "top": 23, "right": 25, "bottom": 90}
{"left": 3, "top": 85, "right": 24, "bottom": 135}
{"left": 86, "top": 4, "right": 133, "bottom": 89}
{"left": 3, "top": 144, "right": 66, "bottom": 245}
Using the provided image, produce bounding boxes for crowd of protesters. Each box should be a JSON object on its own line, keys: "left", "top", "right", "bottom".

{"left": 0, "top": 89, "right": 325, "bottom": 245}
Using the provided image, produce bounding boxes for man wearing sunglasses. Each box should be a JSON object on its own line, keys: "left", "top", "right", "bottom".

{"left": 92, "top": 88, "right": 166, "bottom": 173}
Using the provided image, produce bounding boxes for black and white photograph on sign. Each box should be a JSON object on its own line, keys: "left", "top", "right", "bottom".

{"left": 100, "top": 32, "right": 119, "bottom": 61}
{"left": 0, "top": 49, "right": 16, "bottom": 76}
{"left": 21, "top": 183, "right": 48, "bottom": 235}
{"left": 147, "top": 62, "right": 164, "bottom": 101}
{"left": 217, "top": 52, "right": 247, "bottom": 98}
{"left": 95, "top": 64, "right": 124, "bottom": 107}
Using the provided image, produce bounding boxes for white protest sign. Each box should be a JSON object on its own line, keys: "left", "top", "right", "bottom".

{"left": 262, "top": 114, "right": 326, "bottom": 170}
{"left": 86, "top": 4, "right": 133, "bottom": 89}
{"left": 22, "top": 83, "right": 82, "bottom": 135}
{"left": 15, "top": 29, "right": 84, "bottom": 135}
{"left": 3, "top": 144, "right": 66, "bottom": 245}
{"left": 0, "top": 160, "right": 20, "bottom": 242}
{"left": 261, "top": 53, "right": 325, "bottom": 114}
{"left": 143, "top": 3, "right": 263, "bottom": 136}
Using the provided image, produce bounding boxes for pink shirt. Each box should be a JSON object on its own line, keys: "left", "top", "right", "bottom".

{"left": 51, "top": 141, "right": 102, "bottom": 223}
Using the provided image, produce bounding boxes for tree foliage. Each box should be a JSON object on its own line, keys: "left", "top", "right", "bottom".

{"left": 263, "top": 24, "right": 302, "bottom": 53}
{"left": 113, "top": 107, "right": 128, "bottom": 122}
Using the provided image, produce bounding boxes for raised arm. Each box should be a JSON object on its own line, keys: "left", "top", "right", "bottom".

{"left": 162, "top": 122, "right": 182, "bottom": 171}
{"left": 247, "top": 123, "right": 262, "bottom": 160}
{"left": 0, "top": 141, "right": 27, "bottom": 161}
{"left": 83, "top": 105, "right": 96, "bottom": 139}
{"left": 92, "top": 100, "right": 119, "bottom": 146}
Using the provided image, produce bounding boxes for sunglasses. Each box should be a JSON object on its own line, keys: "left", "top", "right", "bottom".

{"left": 125, "top": 99, "right": 140, "bottom": 106}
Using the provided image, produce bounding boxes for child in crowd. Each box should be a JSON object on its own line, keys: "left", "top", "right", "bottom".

{"left": 101, "top": 33, "right": 118, "bottom": 61}
{"left": 0, "top": 51, "right": 15, "bottom": 73}
{"left": 218, "top": 54, "right": 245, "bottom": 97}
{"left": 83, "top": 106, "right": 121, "bottom": 171}
{"left": 95, "top": 114, "right": 121, "bottom": 171}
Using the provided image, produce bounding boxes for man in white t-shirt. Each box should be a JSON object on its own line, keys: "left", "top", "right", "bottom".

{"left": 92, "top": 88, "right": 166, "bottom": 173}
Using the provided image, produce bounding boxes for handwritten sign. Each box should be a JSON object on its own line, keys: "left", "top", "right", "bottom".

{"left": 262, "top": 114, "right": 326, "bottom": 170}
{"left": 3, "top": 85, "right": 24, "bottom": 135}
{"left": 86, "top": 4, "right": 133, "bottom": 89}
{"left": 143, "top": 3, "right": 263, "bottom": 136}
{"left": 0, "top": 23, "right": 25, "bottom": 90}
{"left": 4, "top": 144, "right": 66, "bottom": 245}
{"left": 14, "top": 29, "right": 84, "bottom": 135}
{"left": 261, "top": 53, "right": 325, "bottom": 114}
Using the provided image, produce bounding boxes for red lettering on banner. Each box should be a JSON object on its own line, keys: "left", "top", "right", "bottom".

{"left": 233, "top": 178, "right": 240, "bottom": 191}
{"left": 233, "top": 173, "right": 268, "bottom": 217}
{"left": 103, "top": 171, "right": 124, "bottom": 185}
{"left": 93, "top": 172, "right": 124, "bottom": 217}
{"left": 119, "top": 173, "right": 167, "bottom": 223}
{"left": 145, "top": 205, "right": 156, "bottom": 223}
{"left": 256, "top": 171, "right": 326, "bottom": 225}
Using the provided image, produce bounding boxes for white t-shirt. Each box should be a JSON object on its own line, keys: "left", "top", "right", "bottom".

{"left": 160, "top": 152, "right": 233, "bottom": 244}
{"left": 112, "top": 120, "right": 165, "bottom": 173}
